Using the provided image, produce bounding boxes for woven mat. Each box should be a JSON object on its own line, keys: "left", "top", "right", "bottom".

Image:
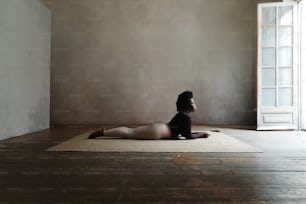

{"left": 46, "top": 130, "right": 261, "bottom": 153}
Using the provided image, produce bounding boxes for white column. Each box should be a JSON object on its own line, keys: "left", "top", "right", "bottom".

{"left": 301, "top": 0, "right": 306, "bottom": 129}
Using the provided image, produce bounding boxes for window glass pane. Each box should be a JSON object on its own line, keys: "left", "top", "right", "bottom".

{"left": 262, "top": 48, "right": 275, "bottom": 66}
{"left": 262, "top": 27, "right": 276, "bottom": 46}
{"left": 262, "top": 88, "right": 276, "bottom": 106}
{"left": 278, "top": 6, "right": 293, "bottom": 25}
{"left": 262, "top": 7, "right": 276, "bottom": 25}
{"left": 278, "top": 88, "right": 293, "bottom": 106}
{"left": 278, "top": 68, "right": 293, "bottom": 86}
{"left": 278, "top": 26, "right": 293, "bottom": 45}
{"left": 262, "top": 68, "right": 276, "bottom": 86}
{"left": 278, "top": 47, "right": 293, "bottom": 66}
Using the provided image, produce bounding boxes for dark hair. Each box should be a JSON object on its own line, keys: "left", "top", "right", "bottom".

{"left": 176, "top": 91, "right": 193, "bottom": 112}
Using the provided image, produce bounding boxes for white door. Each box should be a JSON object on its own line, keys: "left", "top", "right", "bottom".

{"left": 257, "top": 2, "right": 298, "bottom": 130}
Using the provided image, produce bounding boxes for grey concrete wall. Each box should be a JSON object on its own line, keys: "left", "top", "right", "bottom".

{"left": 0, "top": 0, "right": 51, "bottom": 140}
{"left": 41, "top": 0, "right": 275, "bottom": 125}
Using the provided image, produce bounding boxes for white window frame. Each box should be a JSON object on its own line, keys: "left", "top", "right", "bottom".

{"left": 257, "top": 2, "right": 299, "bottom": 130}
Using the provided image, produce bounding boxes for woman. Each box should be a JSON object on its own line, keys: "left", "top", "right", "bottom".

{"left": 88, "top": 91, "right": 209, "bottom": 140}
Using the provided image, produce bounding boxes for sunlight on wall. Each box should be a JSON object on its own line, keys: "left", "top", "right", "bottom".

{"left": 301, "top": 0, "right": 306, "bottom": 129}
{"left": 0, "top": 0, "right": 51, "bottom": 140}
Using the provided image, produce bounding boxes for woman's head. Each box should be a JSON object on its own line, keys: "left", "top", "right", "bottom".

{"left": 176, "top": 91, "right": 196, "bottom": 112}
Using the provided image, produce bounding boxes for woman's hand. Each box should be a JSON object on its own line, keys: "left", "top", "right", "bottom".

{"left": 191, "top": 131, "right": 210, "bottom": 139}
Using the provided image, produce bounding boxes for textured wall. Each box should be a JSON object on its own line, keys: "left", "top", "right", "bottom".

{"left": 41, "top": 0, "right": 264, "bottom": 125}
{"left": 0, "top": 0, "right": 51, "bottom": 140}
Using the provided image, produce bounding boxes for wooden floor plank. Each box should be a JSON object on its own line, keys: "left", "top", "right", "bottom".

{"left": 0, "top": 126, "right": 306, "bottom": 203}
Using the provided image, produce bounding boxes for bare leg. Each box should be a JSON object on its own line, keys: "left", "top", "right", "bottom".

{"left": 89, "top": 123, "right": 171, "bottom": 140}
{"left": 104, "top": 127, "right": 132, "bottom": 138}
{"left": 130, "top": 123, "right": 171, "bottom": 140}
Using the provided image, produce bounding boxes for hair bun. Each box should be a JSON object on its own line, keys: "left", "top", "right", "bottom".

{"left": 176, "top": 91, "right": 193, "bottom": 111}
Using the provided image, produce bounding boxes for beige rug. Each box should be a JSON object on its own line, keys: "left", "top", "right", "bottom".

{"left": 46, "top": 130, "right": 261, "bottom": 153}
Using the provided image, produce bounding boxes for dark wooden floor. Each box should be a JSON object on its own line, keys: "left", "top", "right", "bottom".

{"left": 1, "top": 126, "right": 306, "bottom": 203}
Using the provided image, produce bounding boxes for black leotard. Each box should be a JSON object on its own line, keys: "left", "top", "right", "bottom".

{"left": 168, "top": 112, "right": 204, "bottom": 139}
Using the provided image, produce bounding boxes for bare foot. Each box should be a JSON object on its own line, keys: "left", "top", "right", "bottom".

{"left": 202, "top": 132, "right": 210, "bottom": 138}
{"left": 88, "top": 128, "right": 104, "bottom": 139}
